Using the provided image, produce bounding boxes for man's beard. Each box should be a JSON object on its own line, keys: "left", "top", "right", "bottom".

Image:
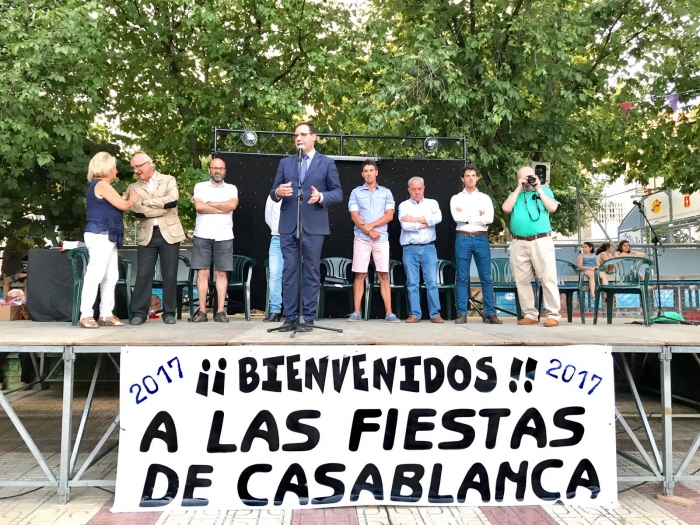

{"left": 211, "top": 174, "right": 224, "bottom": 183}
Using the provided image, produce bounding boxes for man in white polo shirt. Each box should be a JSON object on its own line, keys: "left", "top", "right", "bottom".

{"left": 189, "top": 158, "right": 239, "bottom": 323}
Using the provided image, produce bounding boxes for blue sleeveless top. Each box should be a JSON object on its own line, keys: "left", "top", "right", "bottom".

{"left": 85, "top": 179, "right": 125, "bottom": 246}
{"left": 581, "top": 255, "right": 597, "bottom": 267}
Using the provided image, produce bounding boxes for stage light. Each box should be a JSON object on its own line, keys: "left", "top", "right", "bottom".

{"left": 423, "top": 137, "right": 439, "bottom": 153}
{"left": 241, "top": 131, "right": 258, "bottom": 147}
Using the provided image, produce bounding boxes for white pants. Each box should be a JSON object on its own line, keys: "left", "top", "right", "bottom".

{"left": 509, "top": 236, "right": 561, "bottom": 321}
{"left": 80, "top": 232, "right": 119, "bottom": 319}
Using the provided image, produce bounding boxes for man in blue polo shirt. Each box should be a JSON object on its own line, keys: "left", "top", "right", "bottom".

{"left": 347, "top": 160, "right": 399, "bottom": 322}
{"left": 501, "top": 166, "right": 561, "bottom": 327}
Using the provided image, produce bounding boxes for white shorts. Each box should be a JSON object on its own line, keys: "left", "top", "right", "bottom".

{"left": 352, "top": 238, "right": 389, "bottom": 273}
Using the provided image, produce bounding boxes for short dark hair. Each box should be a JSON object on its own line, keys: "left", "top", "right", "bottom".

{"left": 295, "top": 122, "right": 317, "bottom": 134}
{"left": 361, "top": 159, "right": 377, "bottom": 170}
{"left": 462, "top": 164, "right": 479, "bottom": 177}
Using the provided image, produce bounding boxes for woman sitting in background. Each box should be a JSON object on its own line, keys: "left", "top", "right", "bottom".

{"left": 578, "top": 241, "right": 607, "bottom": 299}
{"left": 615, "top": 240, "right": 645, "bottom": 258}
{"left": 79, "top": 152, "right": 140, "bottom": 328}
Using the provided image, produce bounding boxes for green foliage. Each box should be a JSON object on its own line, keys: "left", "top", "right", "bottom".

{"left": 323, "top": 0, "right": 697, "bottom": 235}
{"left": 0, "top": 0, "right": 697, "bottom": 242}
{"left": 0, "top": 0, "right": 109, "bottom": 242}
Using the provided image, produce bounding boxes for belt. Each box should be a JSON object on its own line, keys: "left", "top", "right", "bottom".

{"left": 513, "top": 232, "right": 551, "bottom": 241}
{"left": 408, "top": 242, "right": 434, "bottom": 246}
{"left": 456, "top": 231, "right": 487, "bottom": 236}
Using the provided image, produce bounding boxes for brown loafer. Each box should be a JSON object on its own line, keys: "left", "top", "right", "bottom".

{"left": 431, "top": 316, "right": 445, "bottom": 324}
{"left": 405, "top": 315, "right": 421, "bottom": 323}
{"left": 544, "top": 318, "right": 560, "bottom": 327}
{"left": 484, "top": 314, "right": 502, "bottom": 324}
{"left": 455, "top": 314, "right": 467, "bottom": 324}
{"left": 517, "top": 317, "right": 539, "bottom": 325}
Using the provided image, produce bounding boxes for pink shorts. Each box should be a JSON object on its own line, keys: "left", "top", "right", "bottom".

{"left": 352, "top": 238, "right": 389, "bottom": 273}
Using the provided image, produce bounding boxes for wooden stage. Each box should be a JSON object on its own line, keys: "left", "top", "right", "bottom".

{"left": 0, "top": 315, "right": 698, "bottom": 348}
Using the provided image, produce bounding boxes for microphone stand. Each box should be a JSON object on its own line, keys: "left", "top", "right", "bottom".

{"left": 268, "top": 148, "right": 343, "bottom": 338}
{"left": 634, "top": 201, "right": 689, "bottom": 325}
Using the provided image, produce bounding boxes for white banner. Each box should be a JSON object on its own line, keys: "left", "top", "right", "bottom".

{"left": 113, "top": 345, "right": 617, "bottom": 512}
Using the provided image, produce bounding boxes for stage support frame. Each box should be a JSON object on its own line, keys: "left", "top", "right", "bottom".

{"left": 1, "top": 344, "right": 699, "bottom": 503}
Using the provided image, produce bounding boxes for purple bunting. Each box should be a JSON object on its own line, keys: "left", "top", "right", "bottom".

{"left": 666, "top": 93, "right": 679, "bottom": 112}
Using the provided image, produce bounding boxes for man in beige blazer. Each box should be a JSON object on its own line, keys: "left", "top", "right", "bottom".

{"left": 127, "top": 153, "right": 186, "bottom": 325}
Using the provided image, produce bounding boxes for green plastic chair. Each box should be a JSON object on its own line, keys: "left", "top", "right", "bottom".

{"left": 317, "top": 257, "right": 355, "bottom": 320}
{"left": 226, "top": 255, "right": 256, "bottom": 320}
{"left": 364, "top": 259, "right": 406, "bottom": 320}
{"left": 189, "top": 255, "right": 256, "bottom": 320}
{"left": 553, "top": 259, "right": 586, "bottom": 323}
{"left": 491, "top": 257, "right": 523, "bottom": 320}
{"left": 154, "top": 255, "right": 192, "bottom": 319}
{"left": 66, "top": 247, "right": 133, "bottom": 326}
{"left": 593, "top": 256, "right": 654, "bottom": 326}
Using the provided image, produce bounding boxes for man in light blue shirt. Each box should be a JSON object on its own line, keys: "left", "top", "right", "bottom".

{"left": 398, "top": 177, "right": 444, "bottom": 323}
{"left": 347, "top": 160, "right": 399, "bottom": 322}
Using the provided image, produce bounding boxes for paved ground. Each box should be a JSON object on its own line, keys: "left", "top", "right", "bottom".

{"left": 1, "top": 318, "right": 699, "bottom": 524}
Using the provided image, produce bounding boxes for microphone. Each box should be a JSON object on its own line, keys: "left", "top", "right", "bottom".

{"left": 297, "top": 146, "right": 304, "bottom": 162}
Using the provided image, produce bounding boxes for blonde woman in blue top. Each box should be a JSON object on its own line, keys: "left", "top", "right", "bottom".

{"left": 79, "top": 152, "right": 140, "bottom": 328}
{"left": 578, "top": 241, "right": 607, "bottom": 299}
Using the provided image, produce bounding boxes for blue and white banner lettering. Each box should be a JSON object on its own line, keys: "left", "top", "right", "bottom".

{"left": 113, "top": 345, "right": 617, "bottom": 511}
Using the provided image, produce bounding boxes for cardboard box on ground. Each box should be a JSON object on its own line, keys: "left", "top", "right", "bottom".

{"left": 0, "top": 305, "right": 23, "bottom": 321}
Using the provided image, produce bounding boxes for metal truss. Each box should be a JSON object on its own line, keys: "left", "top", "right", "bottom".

{"left": 212, "top": 128, "right": 468, "bottom": 161}
{"left": 1, "top": 345, "right": 699, "bottom": 502}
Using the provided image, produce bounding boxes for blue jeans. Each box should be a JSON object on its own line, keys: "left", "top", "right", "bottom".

{"left": 268, "top": 236, "right": 283, "bottom": 313}
{"left": 403, "top": 244, "right": 440, "bottom": 319}
{"left": 455, "top": 235, "right": 496, "bottom": 315}
{"left": 455, "top": 235, "right": 495, "bottom": 316}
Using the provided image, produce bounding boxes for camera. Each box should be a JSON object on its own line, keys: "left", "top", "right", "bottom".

{"left": 526, "top": 175, "right": 537, "bottom": 185}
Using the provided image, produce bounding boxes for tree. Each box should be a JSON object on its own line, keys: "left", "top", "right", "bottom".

{"left": 0, "top": 0, "right": 111, "bottom": 243}
{"left": 99, "top": 0, "right": 356, "bottom": 231}
{"left": 323, "top": 0, "right": 697, "bottom": 235}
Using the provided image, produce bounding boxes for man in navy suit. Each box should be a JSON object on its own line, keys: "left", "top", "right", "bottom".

{"left": 270, "top": 122, "right": 343, "bottom": 331}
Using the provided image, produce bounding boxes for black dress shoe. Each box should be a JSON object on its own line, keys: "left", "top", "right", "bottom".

{"left": 129, "top": 317, "right": 145, "bottom": 326}
{"left": 484, "top": 314, "right": 503, "bottom": 324}
{"left": 263, "top": 312, "right": 283, "bottom": 322}
{"left": 278, "top": 318, "right": 297, "bottom": 332}
{"left": 455, "top": 314, "right": 467, "bottom": 324}
{"left": 162, "top": 314, "right": 176, "bottom": 324}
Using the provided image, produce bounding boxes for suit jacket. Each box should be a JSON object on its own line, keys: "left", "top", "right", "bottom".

{"left": 269, "top": 152, "right": 343, "bottom": 235}
{"left": 130, "top": 172, "right": 186, "bottom": 245}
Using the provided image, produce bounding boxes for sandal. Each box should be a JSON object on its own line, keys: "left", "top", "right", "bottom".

{"left": 97, "top": 316, "right": 125, "bottom": 326}
{"left": 214, "top": 311, "right": 229, "bottom": 323}
{"left": 79, "top": 318, "right": 99, "bottom": 329}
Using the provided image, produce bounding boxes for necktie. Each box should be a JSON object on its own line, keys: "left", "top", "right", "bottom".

{"left": 300, "top": 155, "right": 309, "bottom": 184}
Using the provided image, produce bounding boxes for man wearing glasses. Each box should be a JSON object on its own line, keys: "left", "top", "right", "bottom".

{"left": 501, "top": 166, "right": 560, "bottom": 327}
{"left": 188, "top": 158, "right": 239, "bottom": 323}
{"left": 270, "top": 122, "right": 343, "bottom": 332}
{"left": 128, "top": 152, "right": 186, "bottom": 325}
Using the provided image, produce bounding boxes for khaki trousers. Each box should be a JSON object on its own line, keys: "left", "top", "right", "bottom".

{"left": 509, "top": 236, "right": 561, "bottom": 321}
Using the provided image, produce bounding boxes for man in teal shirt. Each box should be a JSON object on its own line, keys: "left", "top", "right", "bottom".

{"left": 501, "top": 166, "right": 561, "bottom": 327}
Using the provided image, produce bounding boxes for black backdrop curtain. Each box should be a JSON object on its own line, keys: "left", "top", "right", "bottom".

{"left": 218, "top": 154, "right": 466, "bottom": 315}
